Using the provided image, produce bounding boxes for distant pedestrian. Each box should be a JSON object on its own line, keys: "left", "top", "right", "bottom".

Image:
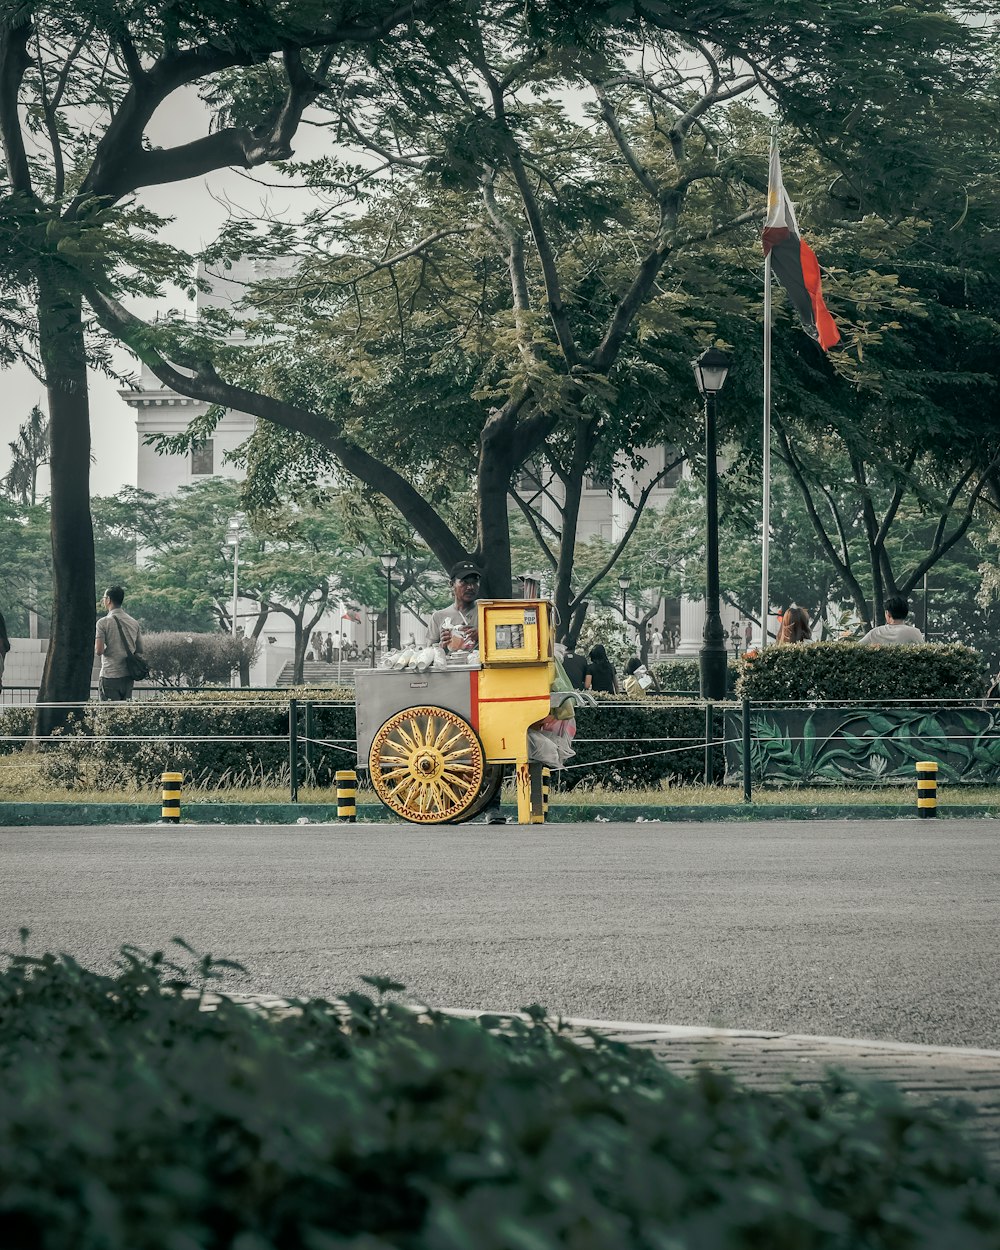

{"left": 650, "top": 627, "right": 662, "bottom": 659}
{"left": 777, "top": 605, "right": 811, "bottom": 644}
{"left": 0, "top": 608, "right": 9, "bottom": 691}
{"left": 584, "top": 643, "right": 619, "bottom": 694}
{"left": 94, "top": 585, "right": 143, "bottom": 701}
{"left": 858, "top": 596, "right": 925, "bottom": 646}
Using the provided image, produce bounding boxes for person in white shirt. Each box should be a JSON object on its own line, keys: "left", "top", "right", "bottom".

{"left": 94, "top": 585, "right": 144, "bottom": 700}
{"left": 428, "top": 561, "right": 482, "bottom": 651}
{"left": 858, "top": 596, "right": 925, "bottom": 646}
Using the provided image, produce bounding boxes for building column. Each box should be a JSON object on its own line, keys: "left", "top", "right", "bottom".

{"left": 675, "top": 594, "right": 705, "bottom": 656}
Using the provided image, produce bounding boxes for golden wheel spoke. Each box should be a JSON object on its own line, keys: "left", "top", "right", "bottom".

{"left": 370, "top": 705, "right": 484, "bottom": 824}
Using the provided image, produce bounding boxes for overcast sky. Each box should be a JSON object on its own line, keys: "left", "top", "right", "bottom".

{"left": 1, "top": 89, "right": 296, "bottom": 498}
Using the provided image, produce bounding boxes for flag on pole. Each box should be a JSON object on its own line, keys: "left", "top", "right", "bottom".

{"left": 762, "top": 142, "right": 840, "bottom": 350}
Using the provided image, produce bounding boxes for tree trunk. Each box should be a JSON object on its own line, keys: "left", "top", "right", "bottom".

{"left": 292, "top": 615, "right": 306, "bottom": 684}
{"left": 477, "top": 431, "right": 515, "bottom": 597}
{"left": 34, "top": 280, "right": 95, "bottom": 737}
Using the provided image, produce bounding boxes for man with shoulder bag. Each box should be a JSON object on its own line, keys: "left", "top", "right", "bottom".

{"left": 95, "top": 585, "right": 147, "bottom": 701}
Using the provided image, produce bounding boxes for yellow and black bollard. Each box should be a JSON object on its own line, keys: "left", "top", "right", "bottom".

{"left": 336, "top": 769, "right": 357, "bottom": 822}
{"left": 161, "top": 771, "right": 182, "bottom": 824}
{"left": 541, "top": 767, "right": 550, "bottom": 820}
{"left": 916, "top": 760, "right": 938, "bottom": 818}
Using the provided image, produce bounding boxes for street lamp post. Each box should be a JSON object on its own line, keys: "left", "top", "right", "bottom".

{"left": 367, "top": 609, "right": 379, "bottom": 668}
{"left": 226, "top": 516, "right": 241, "bottom": 638}
{"left": 618, "top": 573, "right": 631, "bottom": 635}
{"left": 692, "top": 346, "right": 733, "bottom": 700}
{"left": 380, "top": 553, "right": 399, "bottom": 651}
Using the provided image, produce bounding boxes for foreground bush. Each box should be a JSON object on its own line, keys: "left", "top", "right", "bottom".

{"left": 0, "top": 946, "right": 996, "bottom": 1249}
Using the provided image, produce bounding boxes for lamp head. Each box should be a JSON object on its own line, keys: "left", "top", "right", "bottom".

{"left": 618, "top": 574, "right": 631, "bottom": 591}
{"left": 692, "top": 345, "right": 733, "bottom": 396}
{"left": 380, "top": 552, "right": 399, "bottom": 572}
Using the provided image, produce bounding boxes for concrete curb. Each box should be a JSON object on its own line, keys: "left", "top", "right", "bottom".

{"left": 213, "top": 993, "right": 1000, "bottom": 1060}
{"left": 1, "top": 801, "right": 999, "bottom": 826}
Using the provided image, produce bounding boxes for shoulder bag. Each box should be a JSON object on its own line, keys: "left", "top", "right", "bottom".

{"left": 113, "top": 616, "right": 150, "bottom": 681}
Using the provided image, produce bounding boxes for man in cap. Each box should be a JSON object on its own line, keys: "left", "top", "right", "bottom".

{"left": 428, "top": 559, "right": 506, "bottom": 823}
{"left": 428, "top": 560, "right": 483, "bottom": 651}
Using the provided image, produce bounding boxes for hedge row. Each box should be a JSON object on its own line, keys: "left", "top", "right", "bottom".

{"left": 2, "top": 645, "right": 989, "bottom": 791}
{"left": 3, "top": 689, "right": 717, "bottom": 790}
{"left": 0, "top": 946, "right": 996, "bottom": 1248}
{"left": 27, "top": 689, "right": 358, "bottom": 791}
{"left": 736, "top": 642, "right": 987, "bottom": 702}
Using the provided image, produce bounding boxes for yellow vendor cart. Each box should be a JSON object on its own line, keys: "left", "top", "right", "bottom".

{"left": 355, "top": 599, "right": 558, "bottom": 825}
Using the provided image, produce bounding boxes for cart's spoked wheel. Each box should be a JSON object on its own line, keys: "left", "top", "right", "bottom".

{"left": 369, "top": 706, "right": 485, "bottom": 824}
{"left": 455, "top": 764, "right": 503, "bottom": 824}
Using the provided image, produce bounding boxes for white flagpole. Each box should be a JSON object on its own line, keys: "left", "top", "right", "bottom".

{"left": 760, "top": 127, "right": 777, "bottom": 649}
{"left": 761, "top": 252, "right": 772, "bottom": 649}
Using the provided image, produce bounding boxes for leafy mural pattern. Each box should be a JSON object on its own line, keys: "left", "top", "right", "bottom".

{"left": 724, "top": 708, "right": 1000, "bottom": 786}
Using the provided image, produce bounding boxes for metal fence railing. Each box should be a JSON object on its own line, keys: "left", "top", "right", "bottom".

{"left": 2, "top": 693, "right": 998, "bottom": 806}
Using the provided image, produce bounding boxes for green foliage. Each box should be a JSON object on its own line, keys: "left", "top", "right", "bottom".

{"left": 35, "top": 690, "right": 356, "bottom": 790}
{"left": 0, "top": 707, "right": 32, "bottom": 757}
{"left": 0, "top": 943, "right": 996, "bottom": 1248}
{"left": 736, "top": 643, "right": 987, "bottom": 702}
{"left": 651, "top": 659, "right": 701, "bottom": 695}
{"left": 571, "top": 696, "right": 719, "bottom": 786}
{"left": 143, "top": 632, "right": 255, "bottom": 689}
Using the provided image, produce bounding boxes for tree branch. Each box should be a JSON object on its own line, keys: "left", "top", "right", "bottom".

{"left": 87, "top": 287, "right": 469, "bottom": 573}
{"left": 0, "top": 15, "right": 35, "bottom": 195}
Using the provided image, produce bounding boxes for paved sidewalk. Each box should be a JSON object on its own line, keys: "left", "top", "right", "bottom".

{"left": 220, "top": 995, "right": 1000, "bottom": 1166}
{"left": 579, "top": 1020, "right": 1000, "bottom": 1165}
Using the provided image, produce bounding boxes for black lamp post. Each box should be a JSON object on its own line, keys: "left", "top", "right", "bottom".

{"left": 692, "top": 346, "right": 733, "bottom": 700}
{"left": 367, "top": 609, "right": 379, "bottom": 668}
{"left": 380, "top": 552, "right": 399, "bottom": 650}
{"left": 618, "top": 573, "right": 631, "bottom": 624}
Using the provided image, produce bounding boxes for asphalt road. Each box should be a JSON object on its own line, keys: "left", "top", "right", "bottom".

{"left": 1, "top": 819, "right": 998, "bottom": 1048}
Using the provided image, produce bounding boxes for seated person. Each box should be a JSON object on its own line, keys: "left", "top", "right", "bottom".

{"left": 623, "top": 655, "right": 658, "bottom": 697}
{"left": 858, "top": 596, "right": 924, "bottom": 646}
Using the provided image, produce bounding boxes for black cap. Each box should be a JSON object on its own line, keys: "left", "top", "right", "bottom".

{"left": 449, "top": 559, "right": 482, "bottom": 581}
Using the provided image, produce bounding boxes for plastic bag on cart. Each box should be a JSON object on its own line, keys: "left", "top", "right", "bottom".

{"left": 529, "top": 717, "right": 576, "bottom": 769}
{"left": 527, "top": 727, "right": 562, "bottom": 768}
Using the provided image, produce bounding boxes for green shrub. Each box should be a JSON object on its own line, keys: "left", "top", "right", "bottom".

{"left": 0, "top": 706, "right": 31, "bottom": 757}
{"left": 143, "top": 631, "right": 256, "bottom": 688}
{"left": 572, "top": 695, "right": 722, "bottom": 786}
{"left": 736, "top": 642, "right": 987, "bottom": 702}
{"left": 36, "top": 688, "right": 356, "bottom": 790}
{"left": 651, "top": 658, "right": 738, "bottom": 696}
{"left": 0, "top": 945, "right": 996, "bottom": 1248}
{"left": 651, "top": 658, "right": 702, "bottom": 693}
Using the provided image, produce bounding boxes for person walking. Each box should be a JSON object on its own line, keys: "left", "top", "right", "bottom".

{"left": 858, "top": 596, "right": 925, "bottom": 646}
{"left": 94, "top": 585, "right": 144, "bottom": 701}
{"left": 584, "top": 643, "right": 619, "bottom": 693}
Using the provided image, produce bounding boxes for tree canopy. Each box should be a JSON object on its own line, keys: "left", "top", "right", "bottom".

{"left": 92, "top": 0, "right": 1000, "bottom": 640}
{"left": 0, "top": 0, "right": 431, "bottom": 728}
